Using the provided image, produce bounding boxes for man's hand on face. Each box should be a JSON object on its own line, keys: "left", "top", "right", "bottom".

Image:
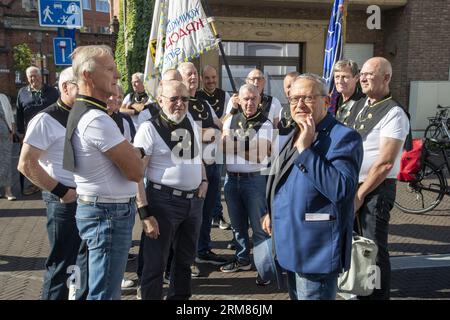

{"left": 294, "top": 114, "right": 315, "bottom": 152}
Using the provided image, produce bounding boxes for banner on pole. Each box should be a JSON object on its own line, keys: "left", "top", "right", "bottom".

{"left": 323, "top": 0, "right": 345, "bottom": 114}
{"left": 144, "top": 0, "right": 219, "bottom": 97}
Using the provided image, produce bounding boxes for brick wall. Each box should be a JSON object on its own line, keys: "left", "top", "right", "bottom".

{"left": 0, "top": 1, "right": 113, "bottom": 100}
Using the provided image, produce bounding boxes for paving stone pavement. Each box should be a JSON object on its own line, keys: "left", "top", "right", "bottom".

{"left": 1, "top": 144, "right": 450, "bottom": 300}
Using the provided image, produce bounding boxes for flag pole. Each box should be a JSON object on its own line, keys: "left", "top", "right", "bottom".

{"left": 201, "top": 0, "right": 237, "bottom": 93}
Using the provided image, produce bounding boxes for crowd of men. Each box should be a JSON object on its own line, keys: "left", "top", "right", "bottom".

{"left": 13, "top": 44, "right": 410, "bottom": 300}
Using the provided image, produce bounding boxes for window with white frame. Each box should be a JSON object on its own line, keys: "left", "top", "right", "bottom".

{"left": 95, "top": 0, "right": 109, "bottom": 13}
{"left": 83, "top": 0, "right": 91, "bottom": 10}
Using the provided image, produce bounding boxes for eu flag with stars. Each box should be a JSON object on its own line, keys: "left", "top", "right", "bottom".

{"left": 323, "top": 0, "right": 345, "bottom": 115}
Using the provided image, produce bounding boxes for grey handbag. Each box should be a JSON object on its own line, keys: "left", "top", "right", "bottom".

{"left": 337, "top": 233, "right": 378, "bottom": 296}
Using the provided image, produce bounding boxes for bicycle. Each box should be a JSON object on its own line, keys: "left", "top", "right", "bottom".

{"left": 394, "top": 137, "right": 450, "bottom": 214}
{"left": 423, "top": 105, "right": 450, "bottom": 140}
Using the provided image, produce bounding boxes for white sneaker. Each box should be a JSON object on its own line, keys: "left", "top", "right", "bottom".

{"left": 121, "top": 278, "right": 134, "bottom": 289}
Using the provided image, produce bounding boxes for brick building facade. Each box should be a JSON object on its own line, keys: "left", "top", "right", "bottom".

{"left": 202, "top": 0, "right": 450, "bottom": 108}
{"left": 0, "top": 0, "right": 115, "bottom": 101}
{"left": 1, "top": 0, "right": 449, "bottom": 110}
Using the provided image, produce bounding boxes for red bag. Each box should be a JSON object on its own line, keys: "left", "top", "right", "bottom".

{"left": 397, "top": 138, "right": 423, "bottom": 181}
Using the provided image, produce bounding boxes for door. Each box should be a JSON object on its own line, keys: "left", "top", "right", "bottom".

{"left": 219, "top": 41, "right": 302, "bottom": 107}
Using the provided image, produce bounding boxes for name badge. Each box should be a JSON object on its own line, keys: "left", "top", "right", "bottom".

{"left": 305, "top": 213, "right": 332, "bottom": 221}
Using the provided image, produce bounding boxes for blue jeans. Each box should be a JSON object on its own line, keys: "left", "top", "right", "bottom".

{"left": 197, "top": 163, "right": 221, "bottom": 254}
{"left": 287, "top": 272, "right": 338, "bottom": 300}
{"left": 224, "top": 174, "right": 269, "bottom": 264}
{"left": 41, "top": 191, "right": 81, "bottom": 300}
{"left": 76, "top": 199, "right": 135, "bottom": 300}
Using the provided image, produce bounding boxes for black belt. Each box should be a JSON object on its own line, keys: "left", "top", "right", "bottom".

{"left": 148, "top": 182, "right": 198, "bottom": 199}
{"left": 227, "top": 171, "right": 261, "bottom": 178}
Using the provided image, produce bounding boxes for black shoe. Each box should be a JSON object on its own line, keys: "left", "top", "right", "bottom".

{"left": 195, "top": 250, "right": 228, "bottom": 265}
{"left": 226, "top": 241, "right": 235, "bottom": 250}
{"left": 256, "top": 274, "right": 271, "bottom": 286}
{"left": 127, "top": 253, "right": 136, "bottom": 261}
{"left": 220, "top": 260, "right": 251, "bottom": 273}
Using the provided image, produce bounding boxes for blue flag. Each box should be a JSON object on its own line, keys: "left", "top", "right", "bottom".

{"left": 323, "top": 0, "right": 345, "bottom": 114}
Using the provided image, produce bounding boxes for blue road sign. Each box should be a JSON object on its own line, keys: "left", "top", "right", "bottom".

{"left": 38, "top": 0, "right": 83, "bottom": 28}
{"left": 53, "top": 37, "right": 73, "bottom": 66}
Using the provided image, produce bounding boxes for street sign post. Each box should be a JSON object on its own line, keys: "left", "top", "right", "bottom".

{"left": 53, "top": 37, "right": 73, "bottom": 66}
{"left": 38, "top": 0, "right": 83, "bottom": 28}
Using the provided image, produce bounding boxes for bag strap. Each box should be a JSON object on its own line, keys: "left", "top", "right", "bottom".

{"left": 355, "top": 215, "right": 363, "bottom": 236}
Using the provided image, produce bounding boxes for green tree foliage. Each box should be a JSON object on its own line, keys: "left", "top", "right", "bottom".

{"left": 115, "top": 0, "right": 154, "bottom": 94}
{"left": 12, "top": 44, "right": 33, "bottom": 75}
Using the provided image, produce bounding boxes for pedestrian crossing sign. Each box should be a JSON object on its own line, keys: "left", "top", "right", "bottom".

{"left": 38, "top": 0, "right": 83, "bottom": 28}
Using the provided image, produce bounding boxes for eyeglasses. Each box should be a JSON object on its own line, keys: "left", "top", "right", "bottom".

{"left": 161, "top": 95, "right": 189, "bottom": 103}
{"left": 246, "top": 77, "right": 264, "bottom": 82}
{"left": 359, "top": 72, "right": 378, "bottom": 79}
{"left": 65, "top": 80, "right": 78, "bottom": 86}
{"left": 289, "top": 95, "right": 325, "bottom": 105}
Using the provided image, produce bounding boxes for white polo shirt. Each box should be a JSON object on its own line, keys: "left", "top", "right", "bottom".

{"left": 24, "top": 112, "right": 76, "bottom": 188}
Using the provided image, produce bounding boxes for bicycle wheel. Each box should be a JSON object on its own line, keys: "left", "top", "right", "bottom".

{"left": 394, "top": 161, "right": 446, "bottom": 214}
{"left": 424, "top": 123, "right": 444, "bottom": 140}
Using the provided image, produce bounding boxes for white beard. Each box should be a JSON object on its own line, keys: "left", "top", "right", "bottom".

{"left": 163, "top": 109, "right": 186, "bottom": 124}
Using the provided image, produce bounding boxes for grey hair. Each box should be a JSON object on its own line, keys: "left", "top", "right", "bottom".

{"left": 71, "top": 45, "right": 113, "bottom": 83}
{"left": 162, "top": 69, "right": 182, "bottom": 81}
{"left": 296, "top": 73, "right": 328, "bottom": 96}
{"left": 333, "top": 59, "right": 359, "bottom": 76}
{"left": 132, "top": 72, "right": 144, "bottom": 82}
{"left": 26, "top": 66, "right": 41, "bottom": 76}
{"left": 239, "top": 83, "right": 259, "bottom": 96}
{"left": 177, "top": 62, "right": 196, "bottom": 74}
{"left": 201, "top": 65, "right": 217, "bottom": 76}
{"left": 285, "top": 71, "right": 300, "bottom": 79}
{"left": 157, "top": 80, "right": 188, "bottom": 97}
{"left": 58, "top": 67, "right": 74, "bottom": 91}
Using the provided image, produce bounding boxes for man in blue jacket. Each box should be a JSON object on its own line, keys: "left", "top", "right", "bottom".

{"left": 262, "top": 73, "right": 363, "bottom": 300}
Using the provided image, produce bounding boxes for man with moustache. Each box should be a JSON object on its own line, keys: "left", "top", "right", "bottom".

{"left": 63, "top": 45, "right": 143, "bottom": 300}
{"left": 197, "top": 65, "right": 230, "bottom": 120}
{"left": 345, "top": 57, "right": 410, "bottom": 300}
{"left": 197, "top": 65, "right": 232, "bottom": 231}
{"left": 134, "top": 80, "right": 207, "bottom": 300}
{"left": 137, "top": 69, "right": 182, "bottom": 126}
{"left": 262, "top": 74, "right": 363, "bottom": 299}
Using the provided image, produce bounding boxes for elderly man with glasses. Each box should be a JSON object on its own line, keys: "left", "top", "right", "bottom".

{"left": 345, "top": 57, "right": 410, "bottom": 300}
{"left": 134, "top": 79, "right": 208, "bottom": 300}
{"left": 226, "top": 68, "right": 282, "bottom": 128}
{"left": 263, "top": 73, "right": 363, "bottom": 300}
